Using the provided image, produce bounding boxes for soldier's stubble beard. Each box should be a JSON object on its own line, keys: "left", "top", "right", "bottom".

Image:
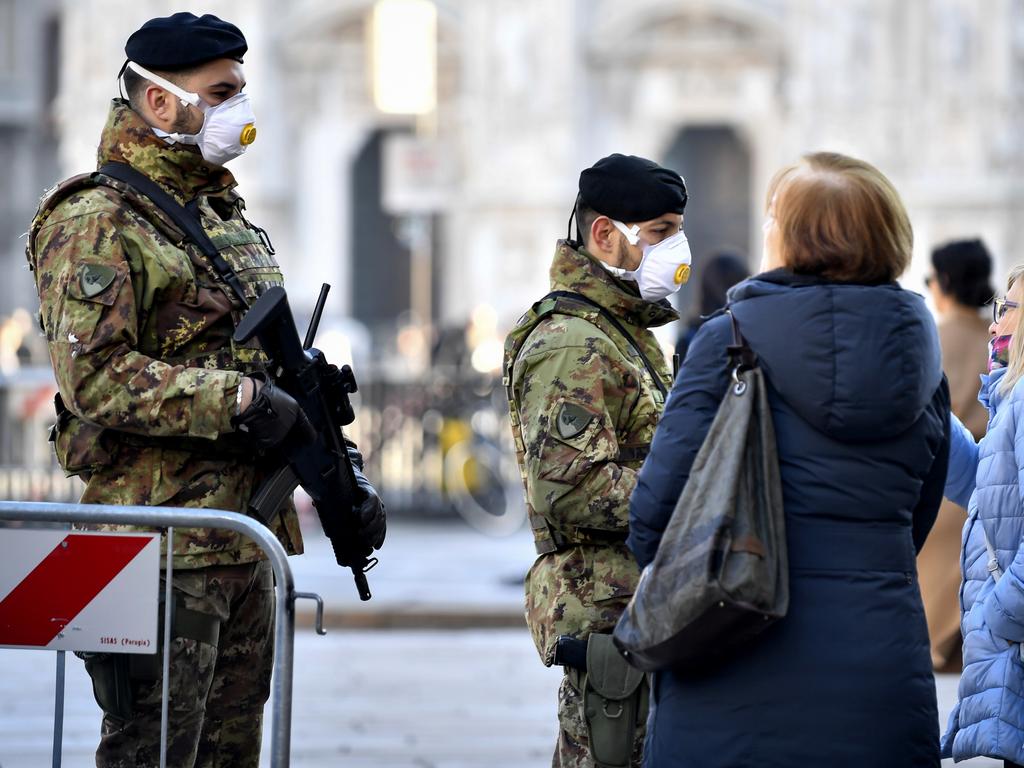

{"left": 170, "top": 100, "right": 203, "bottom": 137}
{"left": 617, "top": 237, "right": 642, "bottom": 273}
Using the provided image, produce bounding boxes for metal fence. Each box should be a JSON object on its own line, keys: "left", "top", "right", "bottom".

{"left": 0, "top": 465, "right": 82, "bottom": 503}
{"left": 0, "top": 501, "right": 324, "bottom": 768}
{"left": 353, "top": 370, "right": 524, "bottom": 535}
{"left": 0, "top": 364, "right": 527, "bottom": 533}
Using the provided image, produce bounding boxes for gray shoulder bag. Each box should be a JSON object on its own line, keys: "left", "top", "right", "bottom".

{"left": 613, "top": 310, "right": 789, "bottom": 673}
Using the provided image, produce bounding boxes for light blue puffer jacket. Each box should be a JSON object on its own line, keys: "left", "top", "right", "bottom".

{"left": 942, "top": 366, "right": 1024, "bottom": 762}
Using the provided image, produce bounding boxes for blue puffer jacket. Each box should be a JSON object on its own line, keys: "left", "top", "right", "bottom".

{"left": 941, "top": 366, "right": 1024, "bottom": 762}
{"left": 629, "top": 269, "right": 950, "bottom": 767}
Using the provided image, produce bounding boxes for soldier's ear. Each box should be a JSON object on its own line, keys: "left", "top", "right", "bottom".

{"left": 146, "top": 84, "right": 174, "bottom": 125}
{"left": 590, "top": 216, "right": 617, "bottom": 256}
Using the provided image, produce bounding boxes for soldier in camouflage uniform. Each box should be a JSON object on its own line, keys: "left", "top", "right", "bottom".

{"left": 504, "top": 155, "right": 689, "bottom": 767}
{"left": 25, "top": 13, "right": 384, "bottom": 767}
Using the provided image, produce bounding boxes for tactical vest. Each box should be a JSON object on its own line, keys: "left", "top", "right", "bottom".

{"left": 28, "top": 168, "right": 277, "bottom": 336}
{"left": 504, "top": 291, "right": 670, "bottom": 555}
{"left": 27, "top": 168, "right": 278, "bottom": 473}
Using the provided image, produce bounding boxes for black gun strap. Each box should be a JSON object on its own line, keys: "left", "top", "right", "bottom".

{"left": 97, "top": 161, "right": 250, "bottom": 308}
{"left": 544, "top": 290, "right": 668, "bottom": 397}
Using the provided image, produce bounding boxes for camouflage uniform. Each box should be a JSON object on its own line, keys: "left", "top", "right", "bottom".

{"left": 504, "top": 241, "right": 677, "bottom": 767}
{"left": 26, "top": 100, "right": 299, "bottom": 767}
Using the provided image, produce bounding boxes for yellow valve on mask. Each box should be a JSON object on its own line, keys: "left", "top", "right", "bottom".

{"left": 239, "top": 124, "right": 257, "bottom": 146}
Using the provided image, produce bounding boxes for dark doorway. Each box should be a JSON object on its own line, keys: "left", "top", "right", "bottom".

{"left": 350, "top": 129, "right": 443, "bottom": 337}
{"left": 662, "top": 126, "right": 753, "bottom": 323}
{"left": 350, "top": 129, "right": 412, "bottom": 329}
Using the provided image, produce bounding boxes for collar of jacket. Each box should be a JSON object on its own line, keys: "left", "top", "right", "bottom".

{"left": 978, "top": 366, "right": 1009, "bottom": 414}
{"left": 548, "top": 239, "right": 679, "bottom": 329}
{"left": 96, "top": 99, "right": 237, "bottom": 204}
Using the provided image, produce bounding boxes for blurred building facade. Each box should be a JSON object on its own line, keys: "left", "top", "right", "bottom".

{"left": 2, "top": 0, "right": 1023, "bottom": 338}
{"left": 0, "top": 0, "right": 61, "bottom": 333}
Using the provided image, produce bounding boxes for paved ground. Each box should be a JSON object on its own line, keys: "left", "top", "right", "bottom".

{"left": 0, "top": 629, "right": 559, "bottom": 768}
{"left": 0, "top": 630, "right": 1003, "bottom": 768}
{"left": 287, "top": 516, "right": 535, "bottom": 628}
{"left": 0, "top": 519, "right": 1007, "bottom": 766}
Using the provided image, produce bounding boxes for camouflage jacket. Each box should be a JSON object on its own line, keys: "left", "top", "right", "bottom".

{"left": 26, "top": 99, "right": 302, "bottom": 569}
{"left": 504, "top": 241, "right": 677, "bottom": 663}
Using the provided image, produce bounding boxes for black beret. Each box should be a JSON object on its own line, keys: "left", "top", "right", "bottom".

{"left": 579, "top": 154, "right": 687, "bottom": 222}
{"left": 125, "top": 12, "right": 247, "bottom": 71}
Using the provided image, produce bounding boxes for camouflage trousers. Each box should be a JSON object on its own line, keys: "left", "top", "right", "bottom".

{"left": 82, "top": 560, "right": 274, "bottom": 768}
{"left": 554, "top": 668, "right": 646, "bottom": 768}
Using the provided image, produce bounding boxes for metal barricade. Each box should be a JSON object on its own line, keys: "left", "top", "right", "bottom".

{"left": 0, "top": 501, "right": 324, "bottom": 768}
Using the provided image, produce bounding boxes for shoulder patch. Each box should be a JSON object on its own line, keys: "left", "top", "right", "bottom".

{"left": 68, "top": 262, "right": 126, "bottom": 306}
{"left": 80, "top": 264, "right": 117, "bottom": 298}
{"left": 556, "top": 402, "right": 594, "bottom": 440}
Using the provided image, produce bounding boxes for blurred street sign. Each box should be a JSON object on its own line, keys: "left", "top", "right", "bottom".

{"left": 383, "top": 134, "right": 454, "bottom": 214}
{"left": 0, "top": 530, "right": 159, "bottom": 653}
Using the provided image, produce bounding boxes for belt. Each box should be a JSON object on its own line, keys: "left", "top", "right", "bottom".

{"left": 615, "top": 444, "right": 650, "bottom": 463}
{"left": 116, "top": 431, "right": 257, "bottom": 461}
{"left": 531, "top": 512, "right": 628, "bottom": 555}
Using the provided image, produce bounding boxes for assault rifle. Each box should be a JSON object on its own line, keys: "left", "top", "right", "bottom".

{"left": 235, "top": 283, "right": 377, "bottom": 600}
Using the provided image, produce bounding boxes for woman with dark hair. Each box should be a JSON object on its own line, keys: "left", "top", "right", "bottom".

{"left": 629, "top": 152, "right": 949, "bottom": 765}
{"left": 674, "top": 251, "right": 749, "bottom": 361}
{"left": 918, "top": 238, "right": 993, "bottom": 673}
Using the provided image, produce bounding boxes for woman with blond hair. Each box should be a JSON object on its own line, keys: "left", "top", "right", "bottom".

{"left": 628, "top": 152, "right": 949, "bottom": 766}
{"left": 942, "top": 265, "right": 1024, "bottom": 767}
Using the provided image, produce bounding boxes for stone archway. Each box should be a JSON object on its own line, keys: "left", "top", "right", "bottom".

{"left": 275, "top": 1, "right": 462, "bottom": 317}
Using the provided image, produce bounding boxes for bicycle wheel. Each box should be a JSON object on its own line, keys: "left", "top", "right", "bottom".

{"left": 443, "top": 438, "right": 525, "bottom": 536}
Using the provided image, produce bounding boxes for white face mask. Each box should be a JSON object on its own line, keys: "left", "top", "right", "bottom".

{"left": 610, "top": 220, "right": 692, "bottom": 302}
{"left": 126, "top": 61, "right": 256, "bottom": 166}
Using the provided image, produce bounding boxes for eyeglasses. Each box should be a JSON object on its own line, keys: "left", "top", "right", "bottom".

{"left": 992, "top": 297, "right": 1020, "bottom": 324}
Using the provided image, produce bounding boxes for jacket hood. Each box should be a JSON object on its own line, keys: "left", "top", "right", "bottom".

{"left": 728, "top": 269, "right": 943, "bottom": 442}
{"left": 549, "top": 240, "right": 679, "bottom": 329}
{"left": 97, "top": 99, "right": 236, "bottom": 203}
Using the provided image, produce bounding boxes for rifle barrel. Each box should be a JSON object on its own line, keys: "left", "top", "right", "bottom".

{"left": 303, "top": 283, "right": 331, "bottom": 350}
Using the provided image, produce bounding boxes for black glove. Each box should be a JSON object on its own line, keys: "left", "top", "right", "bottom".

{"left": 232, "top": 373, "right": 316, "bottom": 451}
{"left": 347, "top": 442, "right": 386, "bottom": 552}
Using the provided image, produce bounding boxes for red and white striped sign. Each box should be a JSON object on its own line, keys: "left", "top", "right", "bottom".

{"left": 0, "top": 530, "right": 159, "bottom": 653}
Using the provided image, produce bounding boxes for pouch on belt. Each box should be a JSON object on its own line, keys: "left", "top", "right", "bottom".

{"left": 583, "top": 633, "right": 647, "bottom": 768}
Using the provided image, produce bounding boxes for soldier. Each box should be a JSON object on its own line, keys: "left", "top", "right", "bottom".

{"left": 25, "top": 13, "right": 385, "bottom": 767}
{"left": 504, "top": 154, "right": 689, "bottom": 767}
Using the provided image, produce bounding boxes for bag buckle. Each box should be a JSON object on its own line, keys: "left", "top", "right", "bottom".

{"left": 731, "top": 366, "right": 748, "bottom": 396}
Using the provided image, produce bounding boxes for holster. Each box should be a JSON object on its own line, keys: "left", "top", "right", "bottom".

{"left": 581, "top": 633, "right": 648, "bottom": 768}
{"left": 77, "top": 652, "right": 135, "bottom": 721}
{"left": 75, "top": 597, "right": 220, "bottom": 722}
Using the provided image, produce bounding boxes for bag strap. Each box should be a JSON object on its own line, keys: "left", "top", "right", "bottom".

{"left": 723, "top": 309, "right": 760, "bottom": 395}
{"left": 725, "top": 309, "right": 757, "bottom": 371}
{"left": 97, "top": 161, "right": 250, "bottom": 308}
{"left": 544, "top": 290, "right": 668, "bottom": 397}
{"left": 982, "top": 523, "right": 1004, "bottom": 581}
